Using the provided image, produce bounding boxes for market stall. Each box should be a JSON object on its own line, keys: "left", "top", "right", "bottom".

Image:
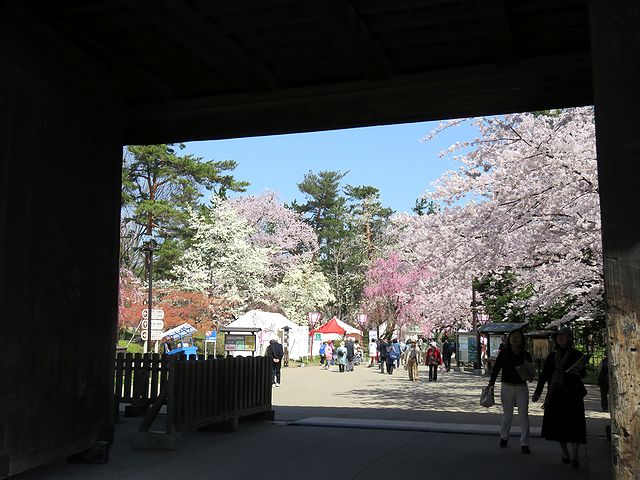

{"left": 225, "top": 310, "right": 308, "bottom": 359}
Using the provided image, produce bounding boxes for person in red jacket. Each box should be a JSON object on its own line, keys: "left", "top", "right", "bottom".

{"left": 425, "top": 342, "right": 443, "bottom": 382}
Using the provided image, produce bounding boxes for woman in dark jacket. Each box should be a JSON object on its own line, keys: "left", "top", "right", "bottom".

{"left": 487, "top": 329, "right": 533, "bottom": 454}
{"left": 532, "top": 326, "right": 587, "bottom": 469}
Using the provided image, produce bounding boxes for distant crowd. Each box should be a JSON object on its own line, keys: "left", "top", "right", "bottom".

{"left": 316, "top": 335, "right": 456, "bottom": 383}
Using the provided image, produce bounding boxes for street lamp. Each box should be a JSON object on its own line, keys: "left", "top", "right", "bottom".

{"left": 356, "top": 313, "right": 368, "bottom": 341}
{"left": 142, "top": 234, "right": 158, "bottom": 353}
{"left": 308, "top": 312, "right": 322, "bottom": 361}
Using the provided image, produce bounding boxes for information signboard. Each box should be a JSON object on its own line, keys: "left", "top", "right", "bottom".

{"left": 489, "top": 336, "right": 504, "bottom": 358}
{"left": 224, "top": 334, "right": 256, "bottom": 352}
{"left": 313, "top": 333, "right": 322, "bottom": 341}
{"left": 457, "top": 333, "right": 478, "bottom": 364}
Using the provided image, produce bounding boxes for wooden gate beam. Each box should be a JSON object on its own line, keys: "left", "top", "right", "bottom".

{"left": 591, "top": 1, "right": 640, "bottom": 478}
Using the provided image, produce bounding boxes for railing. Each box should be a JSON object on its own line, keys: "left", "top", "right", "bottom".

{"left": 114, "top": 353, "right": 273, "bottom": 442}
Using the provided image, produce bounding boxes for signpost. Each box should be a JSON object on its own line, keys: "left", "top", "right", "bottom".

{"left": 140, "top": 314, "right": 164, "bottom": 345}
{"left": 142, "top": 308, "right": 165, "bottom": 320}
{"left": 204, "top": 330, "right": 217, "bottom": 360}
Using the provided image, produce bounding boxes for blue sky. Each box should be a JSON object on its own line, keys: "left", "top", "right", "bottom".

{"left": 183, "top": 120, "right": 477, "bottom": 213}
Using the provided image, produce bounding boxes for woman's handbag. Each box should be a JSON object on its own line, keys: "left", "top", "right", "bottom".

{"left": 480, "top": 385, "right": 495, "bottom": 408}
{"left": 515, "top": 362, "right": 537, "bottom": 382}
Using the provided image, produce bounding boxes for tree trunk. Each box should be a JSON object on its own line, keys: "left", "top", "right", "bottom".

{"left": 591, "top": 1, "right": 640, "bottom": 478}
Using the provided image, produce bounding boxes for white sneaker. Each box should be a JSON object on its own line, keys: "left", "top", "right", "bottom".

{"left": 275, "top": 383, "right": 280, "bottom": 387}
{"left": 272, "top": 384, "right": 276, "bottom": 388}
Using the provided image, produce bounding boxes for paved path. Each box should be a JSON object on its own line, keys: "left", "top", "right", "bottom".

{"left": 15, "top": 363, "right": 612, "bottom": 480}
{"left": 274, "top": 363, "right": 609, "bottom": 432}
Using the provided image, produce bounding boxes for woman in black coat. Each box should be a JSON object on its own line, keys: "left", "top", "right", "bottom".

{"left": 532, "top": 326, "right": 588, "bottom": 469}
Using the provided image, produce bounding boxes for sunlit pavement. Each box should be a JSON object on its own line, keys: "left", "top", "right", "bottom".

{"left": 16, "top": 364, "right": 611, "bottom": 480}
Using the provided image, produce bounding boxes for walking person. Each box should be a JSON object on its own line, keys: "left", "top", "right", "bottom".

{"left": 597, "top": 353, "right": 609, "bottom": 412}
{"left": 532, "top": 326, "right": 588, "bottom": 469}
{"left": 354, "top": 339, "right": 363, "bottom": 365}
{"left": 406, "top": 341, "right": 420, "bottom": 381}
{"left": 265, "top": 338, "right": 284, "bottom": 387}
{"left": 378, "top": 338, "right": 388, "bottom": 373}
{"left": 425, "top": 342, "right": 442, "bottom": 381}
{"left": 386, "top": 339, "right": 401, "bottom": 374}
{"left": 319, "top": 341, "right": 326, "bottom": 366}
{"left": 442, "top": 337, "right": 453, "bottom": 372}
{"left": 345, "top": 338, "right": 355, "bottom": 372}
{"left": 487, "top": 329, "right": 533, "bottom": 454}
{"left": 368, "top": 340, "right": 378, "bottom": 367}
{"left": 336, "top": 341, "right": 348, "bottom": 372}
{"left": 323, "top": 341, "right": 334, "bottom": 370}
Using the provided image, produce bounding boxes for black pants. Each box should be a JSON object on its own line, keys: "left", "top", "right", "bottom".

{"left": 339, "top": 364, "right": 345, "bottom": 372}
{"left": 600, "top": 387, "right": 609, "bottom": 411}
{"left": 443, "top": 355, "right": 451, "bottom": 371}
{"left": 429, "top": 364, "right": 438, "bottom": 381}
{"left": 272, "top": 362, "right": 281, "bottom": 384}
{"left": 380, "top": 357, "right": 386, "bottom": 373}
{"left": 386, "top": 358, "right": 395, "bottom": 374}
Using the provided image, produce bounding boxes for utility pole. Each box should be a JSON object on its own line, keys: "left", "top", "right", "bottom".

{"left": 142, "top": 234, "right": 157, "bottom": 353}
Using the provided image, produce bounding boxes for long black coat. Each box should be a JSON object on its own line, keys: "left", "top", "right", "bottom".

{"left": 534, "top": 347, "right": 587, "bottom": 444}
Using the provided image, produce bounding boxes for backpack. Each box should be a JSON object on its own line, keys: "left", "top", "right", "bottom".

{"left": 337, "top": 349, "right": 344, "bottom": 357}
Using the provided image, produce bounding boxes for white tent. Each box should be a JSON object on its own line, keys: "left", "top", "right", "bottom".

{"left": 334, "top": 318, "right": 362, "bottom": 337}
{"left": 226, "top": 310, "right": 308, "bottom": 360}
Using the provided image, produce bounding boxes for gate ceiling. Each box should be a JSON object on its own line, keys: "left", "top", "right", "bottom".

{"left": 26, "top": 0, "right": 592, "bottom": 143}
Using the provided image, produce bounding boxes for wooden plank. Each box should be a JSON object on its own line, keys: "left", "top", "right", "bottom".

{"left": 123, "top": 353, "right": 133, "bottom": 401}
{"left": 131, "top": 0, "right": 275, "bottom": 92}
{"left": 142, "top": 353, "right": 152, "bottom": 403}
{"left": 132, "top": 353, "right": 143, "bottom": 401}
{"left": 213, "top": 359, "right": 220, "bottom": 416}
{"left": 150, "top": 353, "right": 160, "bottom": 401}
{"left": 475, "top": 0, "right": 518, "bottom": 64}
{"left": 137, "top": 385, "right": 167, "bottom": 433}
{"left": 114, "top": 353, "right": 124, "bottom": 403}
{"left": 302, "top": 0, "right": 392, "bottom": 80}
{"left": 123, "top": 50, "right": 592, "bottom": 145}
{"left": 206, "top": 359, "right": 214, "bottom": 418}
{"left": 166, "top": 357, "right": 177, "bottom": 433}
{"left": 195, "top": 359, "right": 203, "bottom": 422}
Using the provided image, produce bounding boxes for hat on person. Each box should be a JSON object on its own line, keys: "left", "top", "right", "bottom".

{"left": 340, "top": 341, "right": 346, "bottom": 346}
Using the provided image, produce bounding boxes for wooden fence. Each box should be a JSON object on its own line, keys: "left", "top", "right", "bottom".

{"left": 115, "top": 353, "right": 273, "bottom": 439}
{"left": 114, "top": 353, "right": 169, "bottom": 409}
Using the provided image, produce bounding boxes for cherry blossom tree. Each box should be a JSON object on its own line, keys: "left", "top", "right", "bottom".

{"left": 118, "top": 267, "right": 144, "bottom": 329}
{"left": 227, "top": 191, "right": 318, "bottom": 279}
{"left": 269, "top": 263, "right": 335, "bottom": 324}
{"left": 172, "top": 200, "right": 270, "bottom": 314}
{"left": 387, "top": 107, "right": 601, "bottom": 328}
{"left": 362, "top": 253, "right": 431, "bottom": 337}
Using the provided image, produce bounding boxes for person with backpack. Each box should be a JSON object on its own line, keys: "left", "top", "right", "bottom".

{"left": 406, "top": 341, "right": 421, "bottom": 381}
{"left": 425, "top": 342, "right": 442, "bottom": 381}
{"left": 319, "top": 342, "right": 326, "bottom": 366}
{"left": 386, "top": 339, "right": 401, "bottom": 375}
